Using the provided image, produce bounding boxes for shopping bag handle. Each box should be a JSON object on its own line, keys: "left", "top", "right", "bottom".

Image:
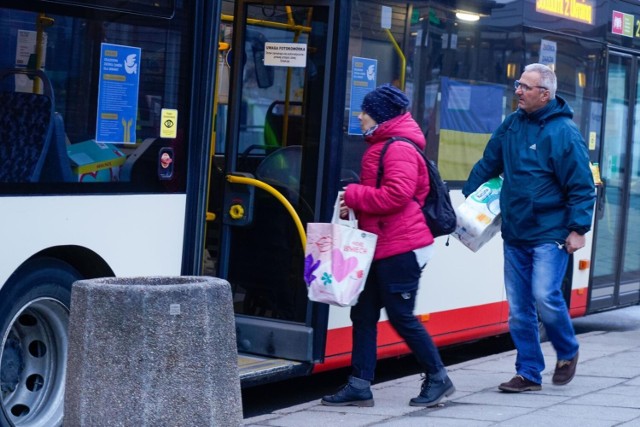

{"left": 331, "top": 192, "right": 358, "bottom": 228}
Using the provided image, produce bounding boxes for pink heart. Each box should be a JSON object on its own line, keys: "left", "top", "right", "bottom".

{"left": 331, "top": 248, "right": 358, "bottom": 282}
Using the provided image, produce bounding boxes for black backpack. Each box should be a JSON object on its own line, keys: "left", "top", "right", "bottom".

{"left": 376, "top": 137, "right": 457, "bottom": 238}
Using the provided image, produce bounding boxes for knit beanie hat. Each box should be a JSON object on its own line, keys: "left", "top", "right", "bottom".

{"left": 361, "top": 84, "right": 410, "bottom": 124}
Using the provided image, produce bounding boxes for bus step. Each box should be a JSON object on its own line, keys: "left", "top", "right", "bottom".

{"left": 239, "top": 353, "right": 311, "bottom": 388}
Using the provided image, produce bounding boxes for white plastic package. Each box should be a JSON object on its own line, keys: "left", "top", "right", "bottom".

{"left": 452, "top": 176, "right": 503, "bottom": 252}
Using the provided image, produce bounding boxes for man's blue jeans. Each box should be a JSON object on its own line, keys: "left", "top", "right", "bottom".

{"left": 350, "top": 250, "right": 446, "bottom": 382}
{"left": 504, "top": 242, "right": 579, "bottom": 384}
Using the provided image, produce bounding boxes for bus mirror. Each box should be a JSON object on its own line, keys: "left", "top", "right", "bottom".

{"left": 247, "top": 30, "right": 273, "bottom": 88}
{"left": 253, "top": 48, "right": 273, "bottom": 88}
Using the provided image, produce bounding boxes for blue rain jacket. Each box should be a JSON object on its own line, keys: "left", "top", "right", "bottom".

{"left": 462, "top": 96, "right": 595, "bottom": 246}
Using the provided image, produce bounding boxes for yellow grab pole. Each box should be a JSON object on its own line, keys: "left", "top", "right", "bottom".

{"left": 226, "top": 174, "right": 306, "bottom": 249}
{"left": 34, "top": 14, "right": 54, "bottom": 94}
{"left": 220, "top": 14, "right": 310, "bottom": 33}
{"left": 384, "top": 28, "right": 406, "bottom": 90}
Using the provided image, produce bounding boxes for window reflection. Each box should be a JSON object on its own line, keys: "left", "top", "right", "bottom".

{"left": 342, "top": 1, "right": 602, "bottom": 186}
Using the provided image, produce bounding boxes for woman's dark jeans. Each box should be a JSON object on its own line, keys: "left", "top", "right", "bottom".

{"left": 350, "top": 250, "right": 446, "bottom": 382}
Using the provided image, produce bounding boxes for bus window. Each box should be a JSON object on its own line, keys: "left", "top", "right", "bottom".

{"left": 0, "top": 68, "right": 58, "bottom": 183}
{"left": 0, "top": 7, "right": 194, "bottom": 191}
{"left": 44, "top": 0, "right": 176, "bottom": 17}
{"left": 524, "top": 32, "right": 604, "bottom": 162}
{"left": 341, "top": 4, "right": 516, "bottom": 184}
{"left": 342, "top": 2, "right": 603, "bottom": 186}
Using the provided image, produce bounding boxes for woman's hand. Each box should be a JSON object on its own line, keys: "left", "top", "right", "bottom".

{"left": 339, "top": 193, "right": 349, "bottom": 219}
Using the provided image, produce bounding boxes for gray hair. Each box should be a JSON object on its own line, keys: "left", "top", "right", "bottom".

{"left": 524, "top": 63, "right": 557, "bottom": 99}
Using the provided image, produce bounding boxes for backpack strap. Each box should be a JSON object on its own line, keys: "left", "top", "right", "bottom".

{"left": 375, "top": 137, "right": 428, "bottom": 188}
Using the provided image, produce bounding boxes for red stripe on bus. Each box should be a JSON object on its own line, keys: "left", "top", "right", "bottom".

{"left": 314, "top": 301, "right": 506, "bottom": 373}
{"left": 314, "top": 289, "right": 588, "bottom": 374}
{"left": 569, "top": 288, "right": 588, "bottom": 317}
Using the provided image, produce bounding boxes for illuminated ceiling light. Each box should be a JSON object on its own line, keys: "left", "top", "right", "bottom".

{"left": 456, "top": 11, "right": 480, "bottom": 22}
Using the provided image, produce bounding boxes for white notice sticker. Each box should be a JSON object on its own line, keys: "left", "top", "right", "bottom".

{"left": 264, "top": 42, "right": 307, "bottom": 67}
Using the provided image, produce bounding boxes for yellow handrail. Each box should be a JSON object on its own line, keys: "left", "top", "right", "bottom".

{"left": 34, "top": 13, "right": 54, "bottom": 94}
{"left": 282, "top": 5, "right": 308, "bottom": 146}
{"left": 221, "top": 14, "right": 311, "bottom": 33}
{"left": 226, "top": 174, "right": 306, "bottom": 249}
{"left": 384, "top": 29, "right": 406, "bottom": 90}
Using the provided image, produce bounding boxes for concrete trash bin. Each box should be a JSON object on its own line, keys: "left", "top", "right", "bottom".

{"left": 64, "top": 276, "right": 242, "bottom": 426}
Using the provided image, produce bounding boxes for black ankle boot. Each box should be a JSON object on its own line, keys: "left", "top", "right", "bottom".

{"left": 409, "top": 374, "right": 455, "bottom": 407}
{"left": 321, "top": 376, "right": 374, "bottom": 407}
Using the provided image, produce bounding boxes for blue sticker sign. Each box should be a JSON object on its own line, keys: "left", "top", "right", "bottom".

{"left": 348, "top": 57, "right": 377, "bottom": 135}
{"left": 96, "top": 43, "right": 141, "bottom": 144}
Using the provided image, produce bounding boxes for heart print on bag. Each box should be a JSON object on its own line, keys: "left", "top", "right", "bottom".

{"left": 331, "top": 248, "right": 357, "bottom": 282}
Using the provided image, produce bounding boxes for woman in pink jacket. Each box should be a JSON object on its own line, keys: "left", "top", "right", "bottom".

{"left": 321, "top": 84, "right": 455, "bottom": 408}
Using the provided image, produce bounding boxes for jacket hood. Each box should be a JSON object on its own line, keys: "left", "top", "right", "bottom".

{"left": 364, "top": 112, "right": 426, "bottom": 150}
{"left": 518, "top": 95, "right": 574, "bottom": 125}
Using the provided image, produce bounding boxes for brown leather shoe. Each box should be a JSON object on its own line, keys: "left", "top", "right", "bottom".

{"left": 552, "top": 351, "right": 579, "bottom": 385}
{"left": 498, "top": 375, "right": 542, "bottom": 392}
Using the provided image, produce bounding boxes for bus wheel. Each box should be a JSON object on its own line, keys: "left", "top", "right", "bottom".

{"left": 0, "top": 258, "right": 81, "bottom": 427}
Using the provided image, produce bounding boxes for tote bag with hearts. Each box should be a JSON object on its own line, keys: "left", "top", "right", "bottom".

{"left": 303, "top": 194, "right": 377, "bottom": 307}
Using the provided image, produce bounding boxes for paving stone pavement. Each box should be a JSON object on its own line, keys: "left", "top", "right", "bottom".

{"left": 244, "top": 306, "right": 640, "bottom": 426}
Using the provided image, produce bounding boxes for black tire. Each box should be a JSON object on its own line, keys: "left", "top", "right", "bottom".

{"left": 0, "top": 258, "right": 82, "bottom": 427}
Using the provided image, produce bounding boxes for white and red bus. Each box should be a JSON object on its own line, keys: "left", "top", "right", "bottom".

{"left": 1, "top": 0, "right": 639, "bottom": 426}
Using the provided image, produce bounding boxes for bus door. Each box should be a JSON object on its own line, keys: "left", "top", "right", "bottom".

{"left": 590, "top": 51, "right": 640, "bottom": 311}
{"left": 206, "top": 0, "right": 340, "bottom": 383}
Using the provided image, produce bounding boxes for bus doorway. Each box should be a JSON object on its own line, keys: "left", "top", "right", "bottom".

{"left": 590, "top": 51, "right": 640, "bottom": 311}
{"left": 205, "top": 1, "right": 340, "bottom": 385}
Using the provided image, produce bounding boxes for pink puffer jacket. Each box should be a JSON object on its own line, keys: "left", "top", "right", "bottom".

{"left": 344, "top": 112, "right": 433, "bottom": 260}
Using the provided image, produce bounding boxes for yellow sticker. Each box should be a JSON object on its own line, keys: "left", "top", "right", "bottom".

{"left": 160, "top": 108, "right": 178, "bottom": 139}
{"left": 588, "top": 131, "right": 596, "bottom": 150}
{"left": 590, "top": 162, "right": 602, "bottom": 185}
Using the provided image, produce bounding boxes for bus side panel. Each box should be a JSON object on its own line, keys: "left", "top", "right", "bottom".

{"left": 0, "top": 194, "right": 186, "bottom": 286}
{"left": 315, "top": 304, "right": 510, "bottom": 374}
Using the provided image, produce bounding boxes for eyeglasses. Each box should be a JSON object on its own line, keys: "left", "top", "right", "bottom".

{"left": 514, "top": 80, "right": 548, "bottom": 92}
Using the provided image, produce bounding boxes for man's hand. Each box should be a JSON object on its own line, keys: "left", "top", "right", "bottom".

{"left": 565, "top": 231, "right": 586, "bottom": 254}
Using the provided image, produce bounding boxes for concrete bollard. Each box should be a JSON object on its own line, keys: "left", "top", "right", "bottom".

{"left": 64, "top": 276, "right": 242, "bottom": 426}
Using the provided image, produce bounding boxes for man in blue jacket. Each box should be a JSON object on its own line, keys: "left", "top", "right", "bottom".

{"left": 463, "top": 63, "right": 595, "bottom": 392}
